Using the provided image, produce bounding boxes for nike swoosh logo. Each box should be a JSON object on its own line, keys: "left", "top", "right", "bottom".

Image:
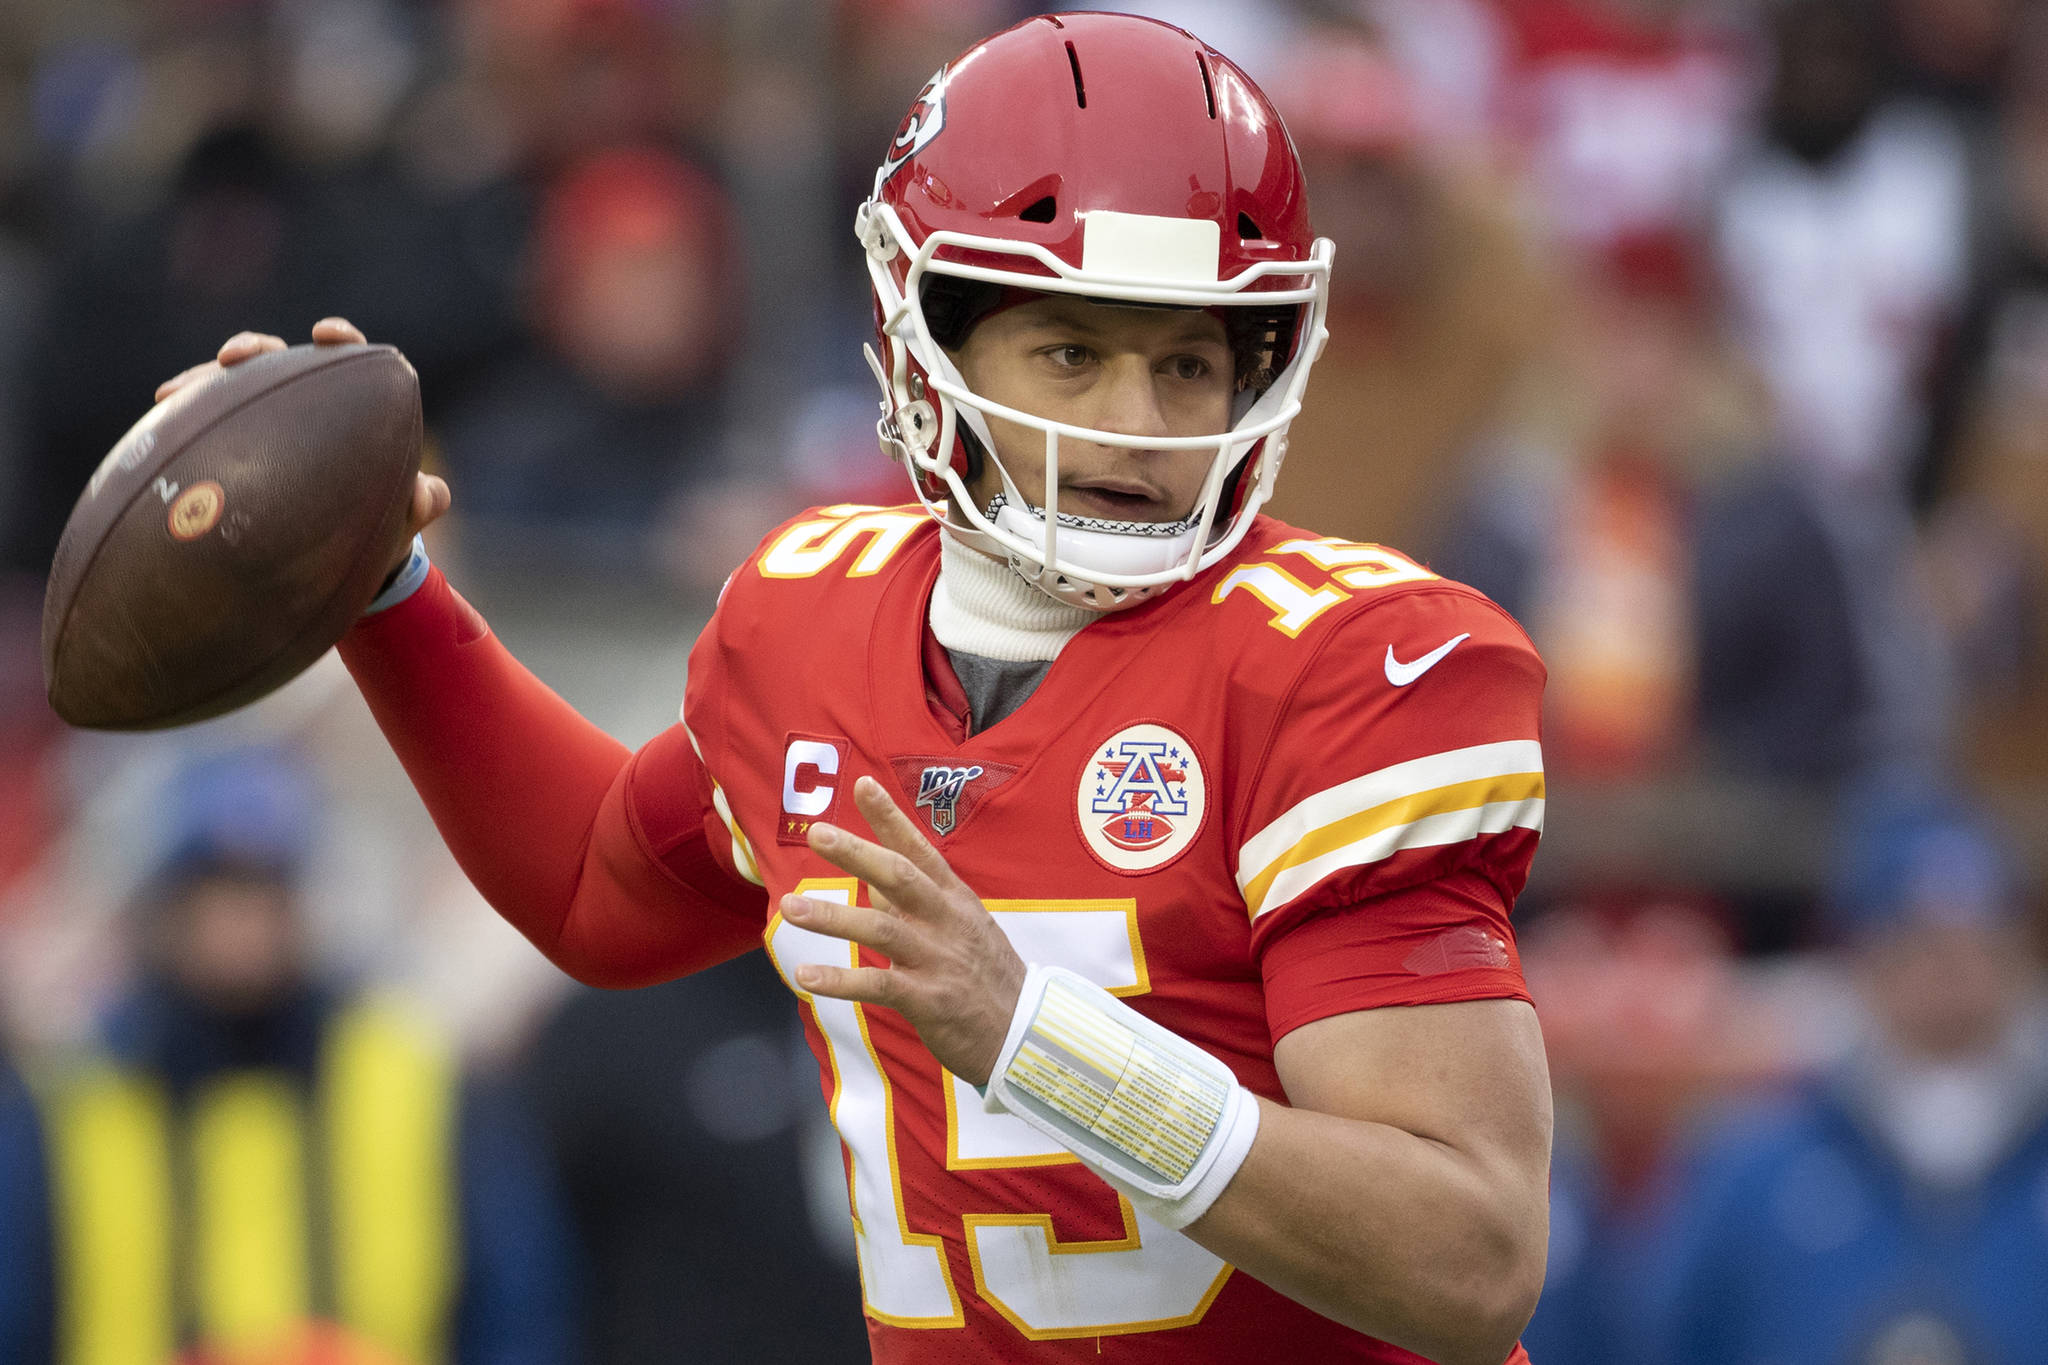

{"left": 1385, "top": 633, "right": 1471, "bottom": 686}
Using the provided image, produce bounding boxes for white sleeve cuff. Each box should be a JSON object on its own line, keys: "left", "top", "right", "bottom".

{"left": 363, "top": 534, "right": 430, "bottom": 615}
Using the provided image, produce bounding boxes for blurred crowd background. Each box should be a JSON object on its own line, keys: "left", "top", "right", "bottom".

{"left": 0, "top": 0, "right": 2044, "bottom": 1361}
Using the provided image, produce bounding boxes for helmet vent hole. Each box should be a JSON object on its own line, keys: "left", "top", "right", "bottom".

{"left": 1065, "top": 41, "right": 1087, "bottom": 109}
{"left": 1196, "top": 52, "right": 1216, "bottom": 119}
{"left": 1018, "top": 195, "right": 1057, "bottom": 223}
{"left": 1237, "top": 212, "right": 1263, "bottom": 240}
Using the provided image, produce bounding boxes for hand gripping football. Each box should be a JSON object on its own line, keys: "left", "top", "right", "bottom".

{"left": 41, "top": 343, "right": 422, "bottom": 729}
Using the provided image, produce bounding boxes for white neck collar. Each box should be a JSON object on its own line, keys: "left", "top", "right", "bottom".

{"left": 930, "top": 531, "right": 1093, "bottom": 663}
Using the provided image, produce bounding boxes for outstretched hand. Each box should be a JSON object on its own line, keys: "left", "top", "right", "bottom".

{"left": 152, "top": 318, "right": 451, "bottom": 575}
{"left": 783, "top": 776, "right": 1027, "bottom": 1086}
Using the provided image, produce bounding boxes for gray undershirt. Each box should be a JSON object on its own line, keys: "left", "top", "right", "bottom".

{"left": 946, "top": 648, "right": 1053, "bottom": 734}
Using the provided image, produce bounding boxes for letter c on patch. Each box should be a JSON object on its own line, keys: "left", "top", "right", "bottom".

{"left": 783, "top": 739, "right": 841, "bottom": 817}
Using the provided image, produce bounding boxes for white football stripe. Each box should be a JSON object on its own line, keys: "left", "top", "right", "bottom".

{"left": 1237, "top": 740, "right": 1543, "bottom": 890}
{"left": 1249, "top": 797, "right": 1545, "bottom": 922}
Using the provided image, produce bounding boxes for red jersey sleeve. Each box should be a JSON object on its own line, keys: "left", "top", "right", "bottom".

{"left": 1233, "top": 583, "right": 1546, "bottom": 1041}
{"left": 338, "top": 566, "right": 765, "bottom": 988}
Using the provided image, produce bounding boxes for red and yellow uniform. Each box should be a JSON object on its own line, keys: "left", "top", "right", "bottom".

{"left": 340, "top": 504, "right": 1545, "bottom": 1363}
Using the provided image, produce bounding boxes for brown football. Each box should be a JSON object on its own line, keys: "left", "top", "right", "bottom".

{"left": 41, "top": 342, "right": 422, "bottom": 730}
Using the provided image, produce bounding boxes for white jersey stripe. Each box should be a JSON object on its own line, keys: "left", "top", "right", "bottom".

{"left": 1246, "top": 796, "right": 1544, "bottom": 922}
{"left": 1237, "top": 740, "right": 1543, "bottom": 888}
{"left": 683, "top": 723, "right": 765, "bottom": 887}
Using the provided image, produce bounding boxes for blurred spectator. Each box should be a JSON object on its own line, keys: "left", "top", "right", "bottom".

{"left": 1699, "top": 0, "right": 1967, "bottom": 781}
{"left": 1521, "top": 1138, "right": 1649, "bottom": 1365}
{"left": 433, "top": 146, "right": 737, "bottom": 558}
{"left": 1884, "top": 0, "right": 2024, "bottom": 116}
{"left": 1514, "top": 258, "right": 1718, "bottom": 776}
{"left": 1262, "top": 34, "right": 1555, "bottom": 561}
{"left": 1656, "top": 787, "right": 2048, "bottom": 1365}
{"left": 32, "top": 747, "right": 574, "bottom": 1365}
{"left": 451, "top": 0, "right": 724, "bottom": 174}
{"left": 10, "top": 108, "right": 526, "bottom": 578}
{"left": 1928, "top": 11, "right": 2048, "bottom": 780}
{"left": 12, "top": 121, "right": 329, "bottom": 576}
{"left": 1364, "top": 0, "right": 1514, "bottom": 160}
{"left": 1522, "top": 897, "right": 1811, "bottom": 1361}
{"left": 1436, "top": 243, "right": 1753, "bottom": 776}
{"left": 524, "top": 957, "right": 869, "bottom": 1365}
{"left": 0, "top": 1039, "right": 53, "bottom": 1365}
{"left": 1692, "top": 458, "right": 1877, "bottom": 779}
{"left": 1716, "top": 0, "right": 1968, "bottom": 493}
{"left": 1492, "top": 0, "right": 1754, "bottom": 260}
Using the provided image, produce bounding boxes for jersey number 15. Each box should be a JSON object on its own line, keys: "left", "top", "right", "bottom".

{"left": 768, "top": 881, "right": 1233, "bottom": 1340}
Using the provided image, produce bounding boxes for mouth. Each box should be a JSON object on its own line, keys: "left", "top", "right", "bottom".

{"left": 1061, "top": 480, "right": 1171, "bottom": 522}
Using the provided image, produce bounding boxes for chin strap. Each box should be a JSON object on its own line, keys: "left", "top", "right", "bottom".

{"left": 986, "top": 495, "right": 1205, "bottom": 586}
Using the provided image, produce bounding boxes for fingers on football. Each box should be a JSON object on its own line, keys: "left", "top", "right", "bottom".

{"left": 794, "top": 962, "right": 897, "bottom": 1007}
{"left": 154, "top": 362, "right": 216, "bottom": 403}
{"left": 407, "top": 474, "right": 452, "bottom": 534}
{"left": 853, "top": 776, "right": 961, "bottom": 890}
{"left": 311, "top": 317, "right": 366, "bottom": 345}
{"left": 217, "top": 331, "right": 286, "bottom": 366}
{"left": 782, "top": 894, "right": 912, "bottom": 961}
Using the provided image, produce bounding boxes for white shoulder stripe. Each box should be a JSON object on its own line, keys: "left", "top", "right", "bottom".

{"left": 1239, "top": 740, "right": 1542, "bottom": 877}
{"left": 1237, "top": 740, "right": 1543, "bottom": 922}
{"left": 1249, "top": 798, "right": 1544, "bottom": 922}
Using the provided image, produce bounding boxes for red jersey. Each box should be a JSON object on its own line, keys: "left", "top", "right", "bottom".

{"left": 673, "top": 505, "right": 1545, "bottom": 1362}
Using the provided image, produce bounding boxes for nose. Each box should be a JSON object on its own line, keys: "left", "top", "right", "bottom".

{"left": 1086, "top": 354, "right": 1172, "bottom": 443}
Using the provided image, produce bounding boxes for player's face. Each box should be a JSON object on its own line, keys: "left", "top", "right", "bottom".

{"left": 157, "top": 872, "right": 305, "bottom": 1017}
{"left": 948, "top": 295, "right": 1234, "bottom": 523}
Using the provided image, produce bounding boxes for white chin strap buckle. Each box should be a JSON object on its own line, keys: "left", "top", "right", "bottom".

{"left": 986, "top": 495, "right": 1203, "bottom": 581}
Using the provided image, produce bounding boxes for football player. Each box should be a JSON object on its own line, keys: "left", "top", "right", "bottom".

{"left": 168, "top": 14, "right": 1551, "bottom": 1363}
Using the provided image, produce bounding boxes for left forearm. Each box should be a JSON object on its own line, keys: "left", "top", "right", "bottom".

{"left": 1181, "top": 1097, "right": 1546, "bottom": 1365}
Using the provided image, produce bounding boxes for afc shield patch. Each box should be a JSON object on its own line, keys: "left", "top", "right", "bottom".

{"left": 1077, "top": 723, "right": 1207, "bottom": 874}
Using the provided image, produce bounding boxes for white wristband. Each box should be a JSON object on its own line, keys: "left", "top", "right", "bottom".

{"left": 363, "top": 534, "right": 430, "bottom": 615}
{"left": 982, "top": 964, "right": 1260, "bottom": 1230}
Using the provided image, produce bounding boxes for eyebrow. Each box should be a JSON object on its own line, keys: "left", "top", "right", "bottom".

{"left": 1014, "top": 302, "right": 1228, "bottom": 347}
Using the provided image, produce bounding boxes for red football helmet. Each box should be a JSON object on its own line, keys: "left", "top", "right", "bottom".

{"left": 858, "top": 12, "right": 1333, "bottom": 610}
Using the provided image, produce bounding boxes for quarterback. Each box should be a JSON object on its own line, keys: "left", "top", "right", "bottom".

{"left": 169, "top": 14, "right": 1551, "bottom": 1364}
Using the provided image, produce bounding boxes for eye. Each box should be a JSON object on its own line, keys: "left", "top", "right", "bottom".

{"left": 1042, "top": 344, "right": 1093, "bottom": 370}
{"left": 1165, "top": 354, "right": 1212, "bottom": 382}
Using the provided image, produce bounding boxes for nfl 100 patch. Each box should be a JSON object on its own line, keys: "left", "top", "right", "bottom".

{"left": 888, "top": 756, "right": 1017, "bottom": 838}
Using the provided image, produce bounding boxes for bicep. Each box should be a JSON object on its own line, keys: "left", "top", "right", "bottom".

{"left": 1273, "top": 998, "right": 1553, "bottom": 1191}
{"left": 551, "top": 723, "right": 767, "bottom": 988}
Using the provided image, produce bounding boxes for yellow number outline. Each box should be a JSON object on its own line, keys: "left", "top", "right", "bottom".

{"left": 767, "top": 878, "right": 965, "bottom": 1329}
{"left": 757, "top": 505, "right": 926, "bottom": 580}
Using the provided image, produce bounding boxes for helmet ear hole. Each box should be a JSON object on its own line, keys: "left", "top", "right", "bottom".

{"left": 1237, "top": 212, "right": 1264, "bottom": 241}
{"left": 1018, "top": 195, "right": 1057, "bottom": 223}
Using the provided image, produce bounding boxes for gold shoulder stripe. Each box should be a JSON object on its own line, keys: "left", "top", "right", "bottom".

{"left": 1238, "top": 741, "right": 1544, "bottom": 921}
